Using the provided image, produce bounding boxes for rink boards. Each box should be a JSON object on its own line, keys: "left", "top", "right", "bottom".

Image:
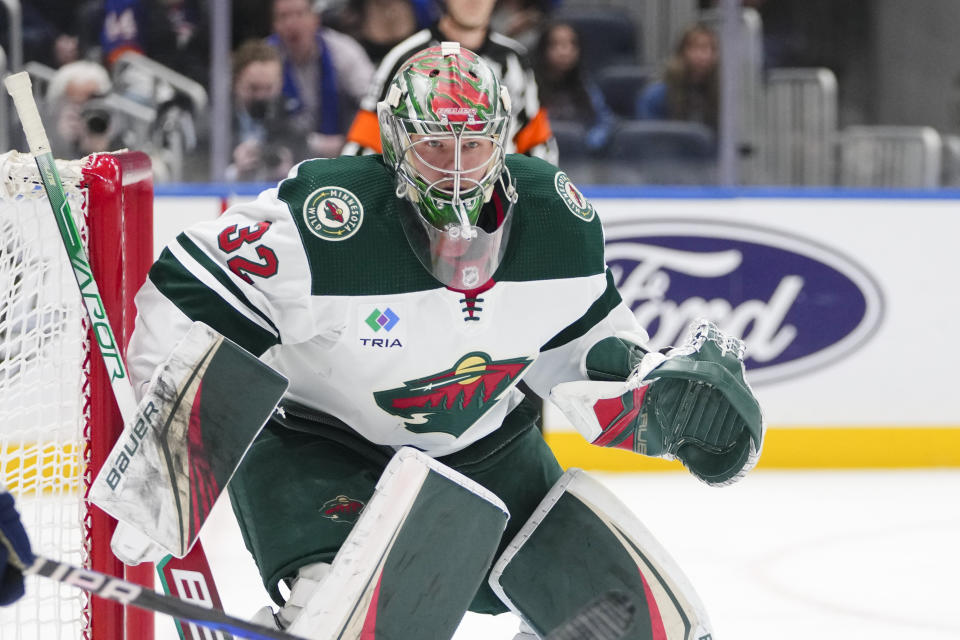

{"left": 144, "top": 185, "right": 960, "bottom": 471}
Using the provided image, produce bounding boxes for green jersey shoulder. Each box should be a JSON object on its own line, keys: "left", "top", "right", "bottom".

{"left": 274, "top": 154, "right": 607, "bottom": 294}
{"left": 277, "top": 156, "right": 437, "bottom": 296}
{"left": 499, "top": 154, "right": 605, "bottom": 283}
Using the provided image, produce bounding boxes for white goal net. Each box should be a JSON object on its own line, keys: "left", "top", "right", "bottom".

{"left": 0, "top": 151, "right": 91, "bottom": 638}
{"left": 0, "top": 149, "right": 155, "bottom": 640}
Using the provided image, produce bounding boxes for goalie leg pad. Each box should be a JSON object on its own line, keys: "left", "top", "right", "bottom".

{"left": 490, "top": 469, "right": 713, "bottom": 640}
{"left": 286, "top": 447, "right": 509, "bottom": 640}
{"left": 229, "top": 401, "right": 555, "bottom": 617}
{"left": 436, "top": 399, "right": 564, "bottom": 615}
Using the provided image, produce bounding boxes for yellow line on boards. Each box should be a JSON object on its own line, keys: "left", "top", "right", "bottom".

{"left": 5, "top": 427, "right": 960, "bottom": 491}
{"left": 544, "top": 427, "right": 960, "bottom": 471}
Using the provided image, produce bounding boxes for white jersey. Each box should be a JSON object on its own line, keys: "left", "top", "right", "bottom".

{"left": 128, "top": 154, "right": 645, "bottom": 456}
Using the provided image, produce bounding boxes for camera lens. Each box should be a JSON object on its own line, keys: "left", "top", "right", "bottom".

{"left": 84, "top": 109, "right": 111, "bottom": 134}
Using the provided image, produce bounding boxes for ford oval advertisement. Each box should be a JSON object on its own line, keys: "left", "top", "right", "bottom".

{"left": 603, "top": 219, "right": 885, "bottom": 384}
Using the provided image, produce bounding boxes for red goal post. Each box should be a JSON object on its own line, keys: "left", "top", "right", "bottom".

{"left": 0, "top": 150, "right": 155, "bottom": 639}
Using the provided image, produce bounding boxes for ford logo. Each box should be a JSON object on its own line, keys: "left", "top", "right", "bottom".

{"left": 604, "top": 218, "right": 885, "bottom": 384}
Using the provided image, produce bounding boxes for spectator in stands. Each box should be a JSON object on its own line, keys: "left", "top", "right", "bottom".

{"left": 8, "top": 0, "right": 100, "bottom": 68}
{"left": 227, "top": 40, "right": 307, "bottom": 182}
{"left": 143, "top": 0, "right": 211, "bottom": 83}
{"left": 234, "top": 0, "right": 274, "bottom": 47}
{"left": 44, "top": 60, "right": 119, "bottom": 157}
{"left": 99, "top": 0, "right": 210, "bottom": 83}
{"left": 323, "top": 0, "right": 420, "bottom": 66}
{"left": 490, "top": 0, "right": 559, "bottom": 52}
{"left": 534, "top": 20, "right": 616, "bottom": 153}
{"left": 268, "top": 0, "right": 375, "bottom": 158}
{"left": 342, "top": 0, "right": 556, "bottom": 162}
{"left": 636, "top": 23, "right": 719, "bottom": 132}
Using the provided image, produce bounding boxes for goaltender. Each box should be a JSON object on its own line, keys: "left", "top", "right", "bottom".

{"left": 126, "top": 43, "right": 763, "bottom": 639}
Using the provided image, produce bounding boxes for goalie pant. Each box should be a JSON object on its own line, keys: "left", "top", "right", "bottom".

{"left": 234, "top": 420, "right": 713, "bottom": 640}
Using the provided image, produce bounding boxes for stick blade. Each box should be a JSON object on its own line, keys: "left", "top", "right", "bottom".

{"left": 544, "top": 590, "right": 636, "bottom": 640}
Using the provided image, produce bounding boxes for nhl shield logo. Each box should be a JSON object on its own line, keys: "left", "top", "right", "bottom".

{"left": 554, "top": 171, "right": 595, "bottom": 222}
{"left": 303, "top": 186, "right": 364, "bottom": 241}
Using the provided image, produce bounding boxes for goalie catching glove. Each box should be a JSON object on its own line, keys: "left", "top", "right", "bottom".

{"left": 550, "top": 320, "right": 764, "bottom": 486}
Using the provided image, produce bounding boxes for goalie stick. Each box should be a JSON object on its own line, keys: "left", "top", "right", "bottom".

{"left": 3, "top": 73, "right": 137, "bottom": 418}
{"left": 544, "top": 590, "right": 635, "bottom": 640}
{"left": 14, "top": 554, "right": 303, "bottom": 640}
{"left": 16, "top": 550, "right": 633, "bottom": 640}
{"left": 3, "top": 71, "right": 228, "bottom": 640}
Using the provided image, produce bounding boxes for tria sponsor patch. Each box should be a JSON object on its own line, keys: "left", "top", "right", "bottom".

{"left": 358, "top": 303, "right": 405, "bottom": 349}
{"left": 365, "top": 307, "right": 399, "bottom": 332}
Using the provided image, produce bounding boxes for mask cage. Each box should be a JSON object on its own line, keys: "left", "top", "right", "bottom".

{"left": 383, "top": 109, "right": 510, "bottom": 229}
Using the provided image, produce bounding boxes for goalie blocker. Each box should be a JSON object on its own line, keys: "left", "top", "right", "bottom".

{"left": 90, "top": 322, "right": 289, "bottom": 561}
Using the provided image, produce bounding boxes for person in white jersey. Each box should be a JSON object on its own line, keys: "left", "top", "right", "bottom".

{"left": 126, "top": 42, "right": 763, "bottom": 639}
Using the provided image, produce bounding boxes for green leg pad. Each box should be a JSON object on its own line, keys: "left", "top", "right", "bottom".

{"left": 491, "top": 470, "right": 713, "bottom": 640}
{"left": 286, "top": 447, "right": 509, "bottom": 639}
{"left": 230, "top": 397, "right": 563, "bottom": 616}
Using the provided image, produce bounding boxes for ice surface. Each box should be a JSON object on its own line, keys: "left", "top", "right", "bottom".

{"left": 142, "top": 469, "right": 960, "bottom": 639}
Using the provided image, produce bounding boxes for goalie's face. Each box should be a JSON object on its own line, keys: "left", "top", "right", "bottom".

{"left": 405, "top": 133, "right": 498, "bottom": 227}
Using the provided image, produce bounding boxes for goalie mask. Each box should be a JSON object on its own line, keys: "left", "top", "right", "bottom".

{"left": 378, "top": 42, "right": 517, "bottom": 289}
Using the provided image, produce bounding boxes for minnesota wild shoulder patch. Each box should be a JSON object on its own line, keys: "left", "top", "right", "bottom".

{"left": 554, "top": 171, "right": 595, "bottom": 222}
{"left": 303, "top": 186, "right": 364, "bottom": 241}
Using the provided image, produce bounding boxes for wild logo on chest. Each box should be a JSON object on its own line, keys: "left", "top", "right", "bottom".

{"left": 373, "top": 352, "right": 532, "bottom": 437}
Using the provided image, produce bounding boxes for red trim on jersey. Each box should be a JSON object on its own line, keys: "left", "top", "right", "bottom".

{"left": 448, "top": 276, "right": 497, "bottom": 298}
